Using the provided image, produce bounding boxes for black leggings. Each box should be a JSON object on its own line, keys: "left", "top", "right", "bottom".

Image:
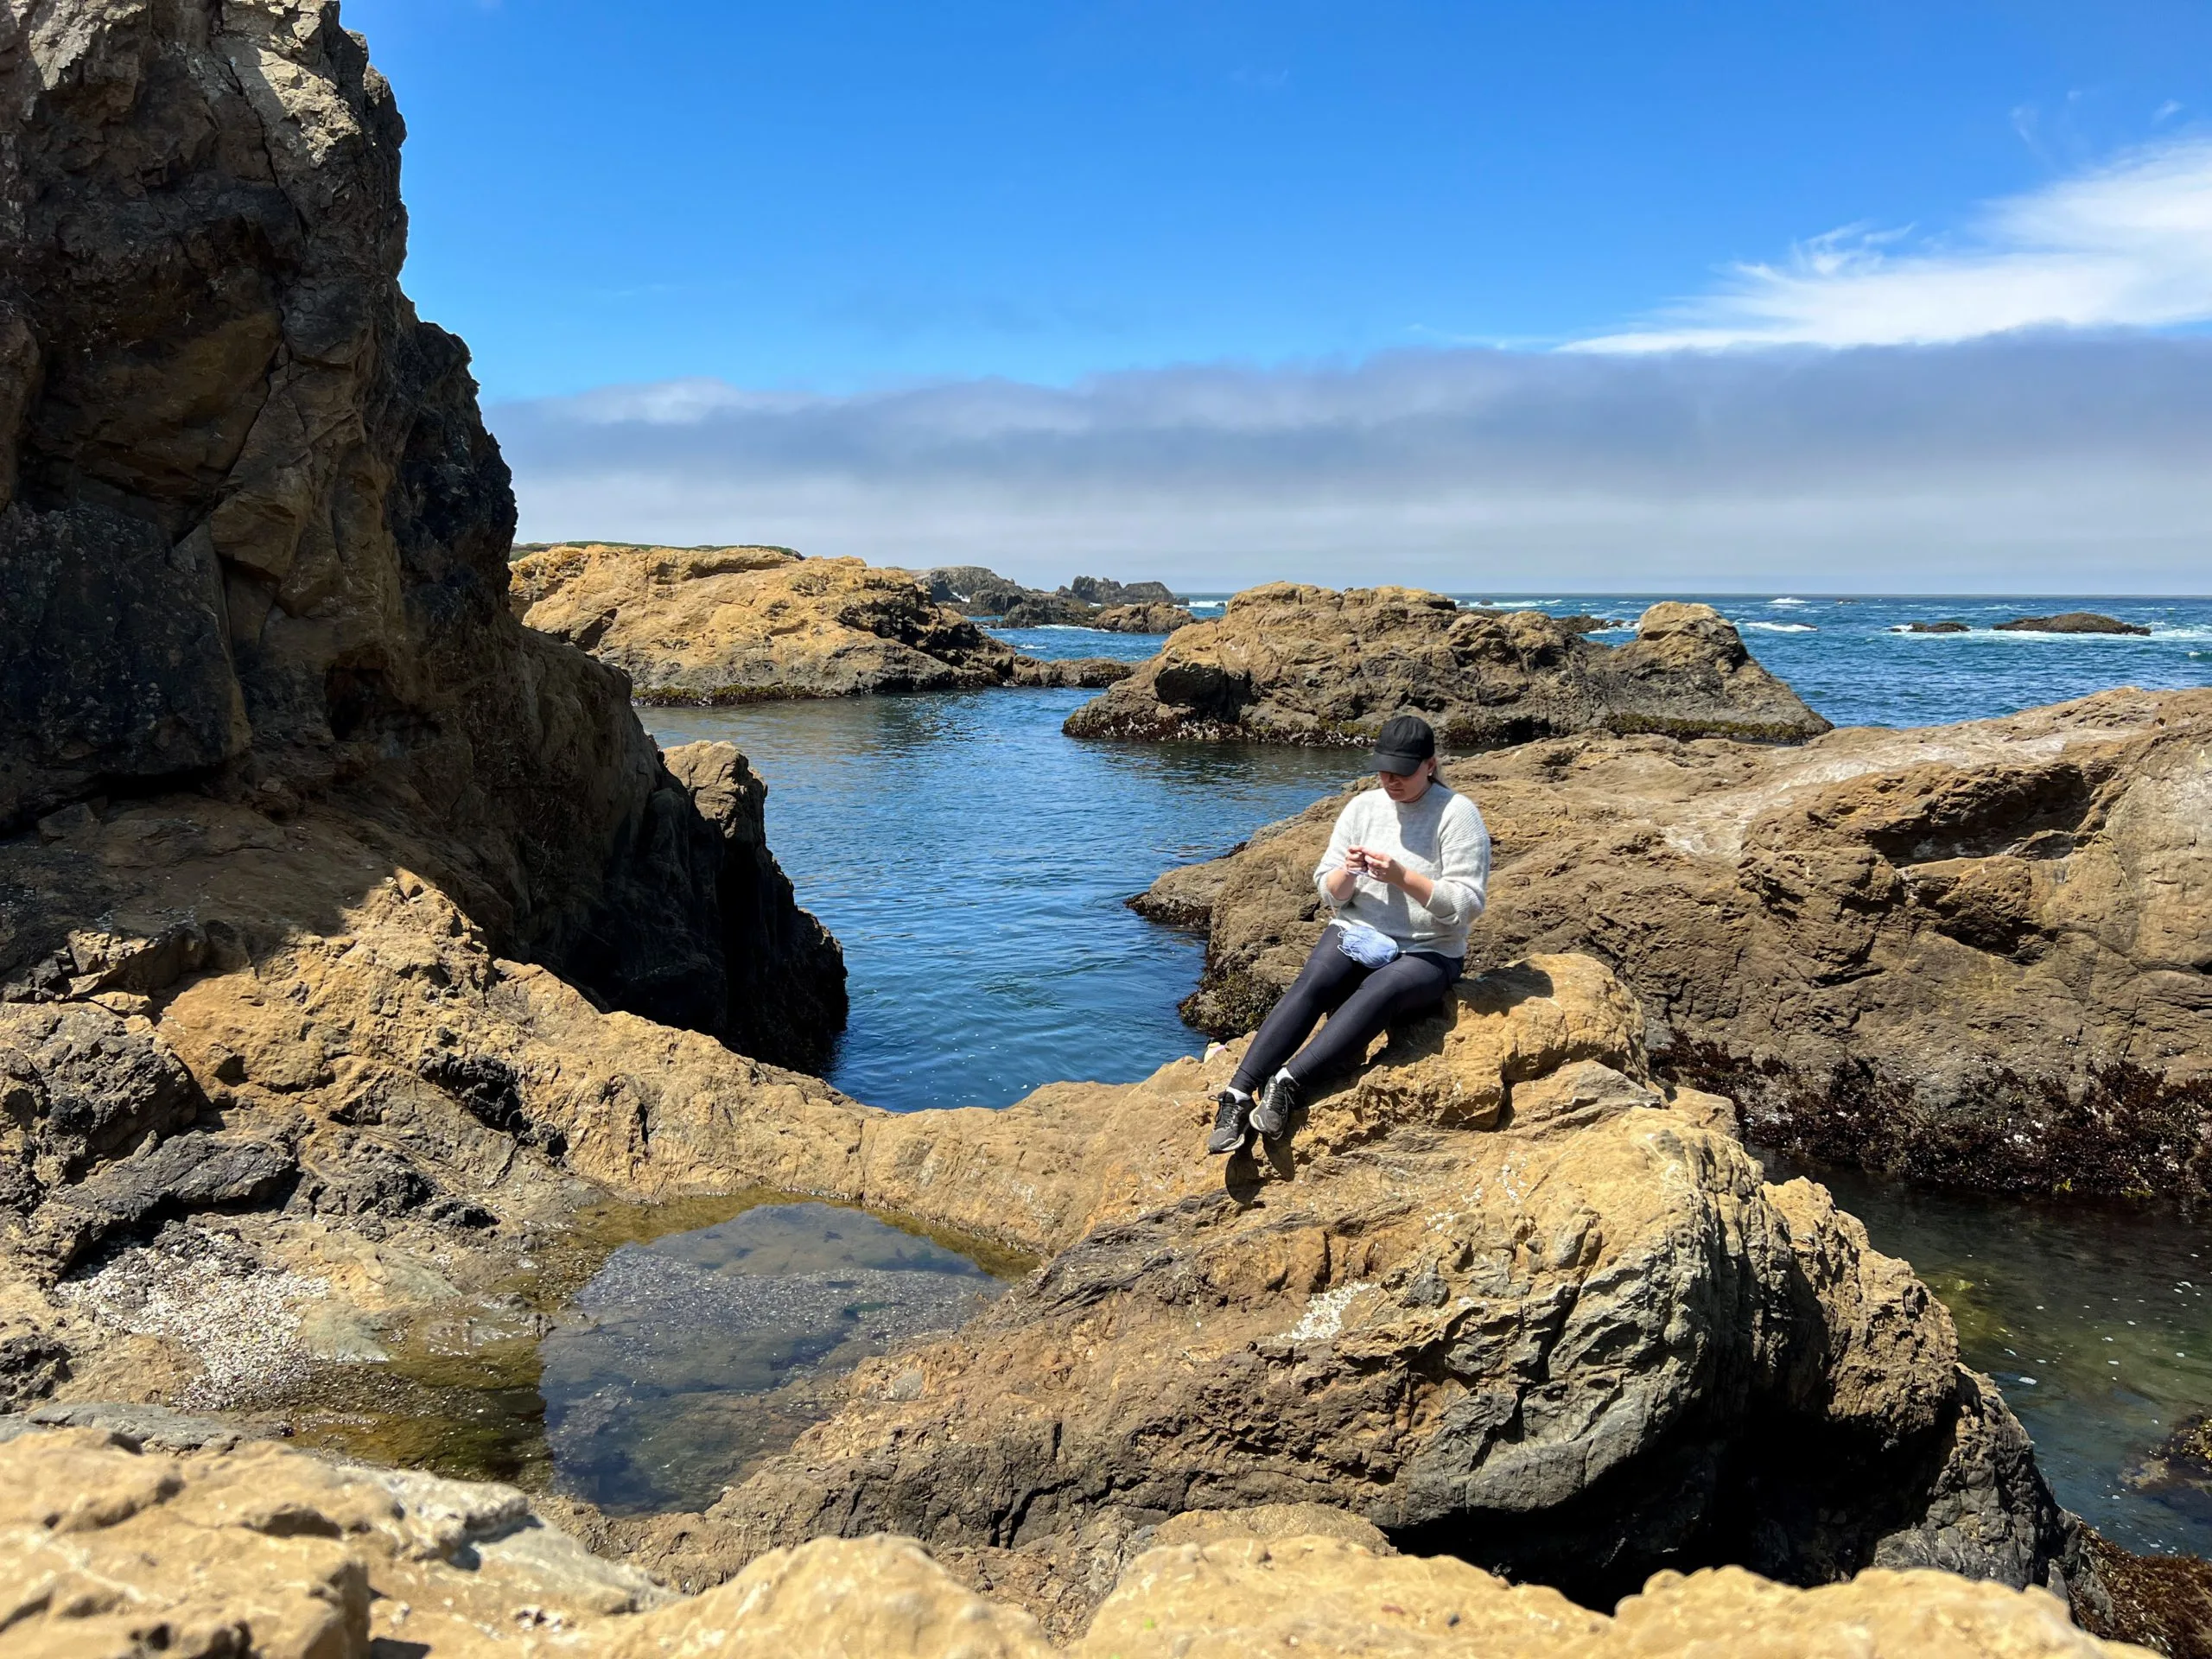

{"left": 1230, "top": 925, "right": 1461, "bottom": 1094}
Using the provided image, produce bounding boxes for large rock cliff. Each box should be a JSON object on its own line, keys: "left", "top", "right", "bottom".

{"left": 0, "top": 0, "right": 842, "bottom": 1065}
{"left": 1064, "top": 588, "right": 1830, "bottom": 747}
{"left": 1137, "top": 689, "right": 2212, "bottom": 1198}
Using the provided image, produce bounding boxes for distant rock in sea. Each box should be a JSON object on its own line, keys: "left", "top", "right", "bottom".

{"left": 1094, "top": 601, "right": 1197, "bottom": 632}
{"left": 1064, "top": 586, "right": 1830, "bottom": 747}
{"left": 1904, "top": 620, "right": 1972, "bottom": 633}
{"left": 512, "top": 543, "right": 1022, "bottom": 699}
{"left": 1994, "top": 613, "right": 2151, "bottom": 636}
{"left": 926, "top": 564, "right": 1190, "bottom": 630}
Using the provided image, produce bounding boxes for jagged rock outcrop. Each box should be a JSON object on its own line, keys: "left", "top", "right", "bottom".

{"left": 0, "top": 1429, "right": 2148, "bottom": 1658}
{"left": 1008, "top": 655, "right": 1135, "bottom": 689}
{"left": 1065, "top": 575, "right": 1177, "bottom": 607}
{"left": 925, "top": 565, "right": 1184, "bottom": 623}
{"left": 998, "top": 592, "right": 1106, "bottom": 627}
{"left": 1095, "top": 600, "right": 1196, "bottom": 632}
{"left": 0, "top": 855, "right": 2140, "bottom": 1648}
{"left": 1138, "top": 688, "right": 2212, "bottom": 1198}
{"left": 650, "top": 956, "right": 2099, "bottom": 1632}
{"left": 512, "top": 543, "right": 1026, "bottom": 699}
{"left": 0, "top": 0, "right": 842, "bottom": 1065}
{"left": 1063, "top": 588, "right": 1830, "bottom": 746}
{"left": 925, "top": 563, "right": 1037, "bottom": 615}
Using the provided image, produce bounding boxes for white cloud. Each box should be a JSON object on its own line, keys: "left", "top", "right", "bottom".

{"left": 1577, "top": 137, "right": 2212, "bottom": 352}
{"left": 491, "top": 334, "right": 2212, "bottom": 592}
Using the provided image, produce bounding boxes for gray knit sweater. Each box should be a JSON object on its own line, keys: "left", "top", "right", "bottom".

{"left": 1312, "top": 784, "right": 1491, "bottom": 957}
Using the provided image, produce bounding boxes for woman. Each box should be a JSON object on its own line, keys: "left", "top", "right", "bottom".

{"left": 1207, "top": 714, "right": 1491, "bottom": 1154}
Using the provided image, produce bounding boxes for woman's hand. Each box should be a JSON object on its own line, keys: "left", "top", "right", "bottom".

{"left": 1355, "top": 850, "right": 1436, "bottom": 906}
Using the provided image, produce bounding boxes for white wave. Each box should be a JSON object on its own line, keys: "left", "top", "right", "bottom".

{"left": 986, "top": 623, "right": 1112, "bottom": 634}
{"left": 1746, "top": 620, "right": 1818, "bottom": 632}
{"left": 1769, "top": 596, "right": 1808, "bottom": 607}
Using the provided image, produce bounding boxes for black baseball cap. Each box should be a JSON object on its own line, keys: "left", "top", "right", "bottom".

{"left": 1370, "top": 714, "right": 1436, "bottom": 774}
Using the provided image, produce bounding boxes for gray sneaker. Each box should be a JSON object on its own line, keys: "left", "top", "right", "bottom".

{"left": 1205, "top": 1090, "right": 1252, "bottom": 1154}
{"left": 1251, "top": 1071, "right": 1303, "bottom": 1140}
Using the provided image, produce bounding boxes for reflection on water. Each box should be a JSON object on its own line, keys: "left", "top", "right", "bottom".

{"left": 645, "top": 666, "right": 1360, "bottom": 1114}
{"left": 1764, "top": 1154, "right": 2212, "bottom": 1555}
{"left": 540, "top": 1202, "right": 1006, "bottom": 1513}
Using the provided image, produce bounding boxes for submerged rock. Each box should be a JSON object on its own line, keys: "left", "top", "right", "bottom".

{"left": 1063, "top": 588, "right": 1830, "bottom": 747}
{"left": 1906, "top": 620, "right": 1973, "bottom": 632}
{"left": 1138, "top": 687, "right": 2212, "bottom": 1198}
{"left": 1995, "top": 613, "right": 2152, "bottom": 637}
{"left": 513, "top": 543, "right": 1022, "bottom": 699}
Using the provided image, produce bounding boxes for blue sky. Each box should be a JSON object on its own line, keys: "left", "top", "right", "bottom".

{"left": 350, "top": 0, "right": 2212, "bottom": 588}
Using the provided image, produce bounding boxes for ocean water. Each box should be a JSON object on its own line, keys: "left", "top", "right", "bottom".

{"left": 632, "top": 594, "right": 2212, "bottom": 1555}
{"left": 1184, "top": 592, "right": 2212, "bottom": 729}
{"left": 539, "top": 1202, "right": 1003, "bottom": 1512}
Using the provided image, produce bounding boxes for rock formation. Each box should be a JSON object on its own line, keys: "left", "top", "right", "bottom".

{"left": 0, "top": 0, "right": 841, "bottom": 1067}
{"left": 1905, "top": 620, "right": 1972, "bottom": 633}
{"left": 511, "top": 543, "right": 1157, "bottom": 697}
{"left": 511, "top": 543, "right": 1021, "bottom": 699}
{"left": 925, "top": 564, "right": 1039, "bottom": 615}
{"left": 1064, "top": 588, "right": 1830, "bottom": 747}
{"left": 529, "top": 955, "right": 2087, "bottom": 1637}
{"left": 1065, "top": 575, "right": 1179, "bottom": 607}
{"left": 1138, "top": 688, "right": 2212, "bottom": 1199}
{"left": 0, "top": 832, "right": 2115, "bottom": 1641}
{"left": 1996, "top": 614, "right": 2152, "bottom": 637}
{"left": 924, "top": 565, "right": 1192, "bottom": 631}
{"left": 1008, "top": 655, "right": 1135, "bottom": 689}
{"left": 1095, "top": 600, "right": 1197, "bottom": 632}
{"left": 0, "top": 1427, "right": 2149, "bottom": 1658}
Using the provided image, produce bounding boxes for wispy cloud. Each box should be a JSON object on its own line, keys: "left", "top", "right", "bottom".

{"left": 1577, "top": 137, "right": 2212, "bottom": 352}
{"left": 492, "top": 334, "right": 2212, "bottom": 592}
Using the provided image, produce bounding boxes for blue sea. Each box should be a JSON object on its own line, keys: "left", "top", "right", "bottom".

{"left": 639, "top": 591, "right": 2212, "bottom": 1554}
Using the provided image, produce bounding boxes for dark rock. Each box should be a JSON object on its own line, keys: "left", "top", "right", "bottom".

{"left": 33, "top": 1129, "right": 299, "bottom": 1268}
{"left": 0, "top": 1334, "right": 70, "bottom": 1410}
{"left": 1905, "top": 620, "right": 1971, "bottom": 633}
{"left": 1094, "top": 602, "right": 1196, "bottom": 633}
{"left": 1009, "top": 656, "right": 1135, "bottom": 689}
{"left": 1065, "top": 589, "right": 1830, "bottom": 747}
{"left": 0, "top": 0, "right": 843, "bottom": 1072}
{"left": 998, "top": 594, "right": 1103, "bottom": 628}
{"left": 925, "top": 564, "right": 1038, "bottom": 615}
{"left": 1994, "top": 613, "right": 2151, "bottom": 636}
{"left": 0, "top": 1002, "right": 204, "bottom": 1202}
{"left": 1063, "top": 576, "right": 1179, "bottom": 607}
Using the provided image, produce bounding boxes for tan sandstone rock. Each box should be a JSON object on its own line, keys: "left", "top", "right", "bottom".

{"left": 0, "top": 1427, "right": 668, "bottom": 1658}
{"left": 677, "top": 957, "right": 2084, "bottom": 1634}
{"left": 0, "top": 1432, "right": 2147, "bottom": 1658}
{"left": 1142, "top": 688, "right": 2212, "bottom": 1198}
{"left": 1063, "top": 586, "right": 1828, "bottom": 747}
{"left": 511, "top": 543, "right": 1022, "bottom": 700}
{"left": 1081, "top": 1538, "right": 2147, "bottom": 1658}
